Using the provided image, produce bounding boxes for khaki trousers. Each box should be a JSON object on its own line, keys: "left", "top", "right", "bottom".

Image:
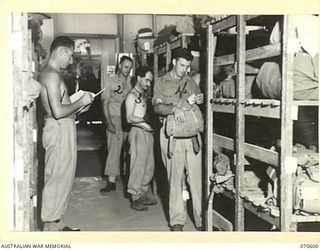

{"left": 127, "top": 127, "right": 155, "bottom": 201}
{"left": 159, "top": 126, "right": 202, "bottom": 227}
{"left": 104, "top": 116, "right": 126, "bottom": 177}
{"left": 41, "top": 117, "right": 77, "bottom": 222}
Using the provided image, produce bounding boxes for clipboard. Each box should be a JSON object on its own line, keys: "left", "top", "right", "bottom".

{"left": 75, "top": 88, "right": 105, "bottom": 114}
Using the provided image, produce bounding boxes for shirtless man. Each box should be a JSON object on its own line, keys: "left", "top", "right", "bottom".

{"left": 39, "top": 36, "right": 94, "bottom": 231}
{"left": 125, "top": 66, "right": 157, "bottom": 211}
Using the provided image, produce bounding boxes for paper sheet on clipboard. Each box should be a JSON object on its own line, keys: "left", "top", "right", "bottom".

{"left": 70, "top": 88, "right": 105, "bottom": 114}
{"left": 70, "top": 90, "right": 85, "bottom": 103}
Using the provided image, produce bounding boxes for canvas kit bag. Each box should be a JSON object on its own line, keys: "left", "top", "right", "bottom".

{"left": 293, "top": 165, "right": 320, "bottom": 214}
{"left": 165, "top": 104, "right": 204, "bottom": 158}
{"left": 165, "top": 104, "right": 204, "bottom": 138}
{"left": 266, "top": 148, "right": 320, "bottom": 214}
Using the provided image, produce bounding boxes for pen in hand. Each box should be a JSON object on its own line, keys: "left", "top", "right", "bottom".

{"left": 94, "top": 88, "right": 105, "bottom": 98}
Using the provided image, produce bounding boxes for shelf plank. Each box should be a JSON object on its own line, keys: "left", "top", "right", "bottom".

{"left": 156, "top": 45, "right": 167, "bottom": 55}
{"left": 243, "top": 201, "right": 280, "bottom": 227}
{"left": 244, "top": 15, "right": 261, "bottom": 23}
{"left": 155, "top": 35, "right": 183, "bottom": 52}
{"left": 246, "top": 15, "right": 282, "bottom": 26}
{"left": 221, "top": 189, "right": 280, "bottom": 228}
{"left": 293, "top": 100, "right": 320, "bottom": 106}
{"left": 245, "top": 143, "right": 279, "bottom": 167}
{"left": 62, "top": 33, "right": 118, "bottom": 39}
{"left": 213, "top": 133, "right": 234, "bottom": 151}
{"left": 212, "top": 15, "right": 236, "bottom": 33}
{"left": 244, "top": 105, "right": 281, "bottom": 119}
{"left": 212, "top": 99, "right": 281, "bottom": 118}
{"left": 245, "top": 64, "right": 260, "bottom": 74}
{"left": 211, "top": 98, "right": 281, "bottom": 106}
{"left": 211, "top": 98, "right": 298, "bottom": 120}
{"left": 211, "top": 102, "right": 235, "bottom": 114}
{"left": 211, "top": 15, "right": 259, "bottom": 33}
{"left": 223, "top": 186, "right": 320, "bottom": 224}
{"left": 170, "top": 37, "right": 183, "bottom": 50}
{"left": 293, "top": 215, "right": 320, "bottom": 222}
{"left": 155, "top": 34, "right": 193, "bottom": 55}
{"left": 244, "top": 99, "right": 280, "bottom": 106}
{"left": 213, "top": 133, "right": 279, "bottom": 166}
{"left": 214, "top": 43, "right": 281, "bottom": 66}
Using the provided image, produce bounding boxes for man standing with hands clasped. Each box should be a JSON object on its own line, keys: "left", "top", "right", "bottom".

{"left": 152, "top": 48, "right": 204, "bottom": 231}
{"left": 39, "top": 36, "right": 94, "bottom": 231}
{"left": 100, "top": 56, "right": 133, "bottom": 193}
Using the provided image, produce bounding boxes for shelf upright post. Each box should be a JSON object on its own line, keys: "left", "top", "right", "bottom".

{"left": 280, "top": 15, "right": 296, "bottom": 232}
{"left": 152, "top": 14, "right": 158, "bottom": 82}
{"left": 153, "top": 48, "right": 158, "bottom": 81}
{"left": 165, "top": 42, "right": 171, "bottom": 72}
{"left": 182, "top": 34, "right": 188, "bottom": 49}
{"left": 235, "top": 15, "right": 246, "bottom": 231}
{"left": 205, "top": 23, "right": 217, "bottom": 231}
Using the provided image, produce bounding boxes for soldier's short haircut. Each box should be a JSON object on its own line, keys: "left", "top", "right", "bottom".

{"left": 173, "top": 48, "right": 193, "bottom": 61}
{"left": 119, "top": 55, "right": 133, "bottom": 64}
{"left": 50, "top": 36, "right": 74, "bottom": 54}
{"left": 135, "top": 66, "right": 152, "bottom": 78}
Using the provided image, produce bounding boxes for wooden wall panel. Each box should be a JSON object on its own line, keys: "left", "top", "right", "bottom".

{"left": 12, "top": 12, "right": 39, "bottom": 231}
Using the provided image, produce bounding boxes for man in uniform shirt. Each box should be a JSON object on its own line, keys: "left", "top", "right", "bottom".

{"left": 100, "top": 56, "right": 133, "bottom": 193}
{"left": 152, "top": 48, "right": 204, "bottom": 231}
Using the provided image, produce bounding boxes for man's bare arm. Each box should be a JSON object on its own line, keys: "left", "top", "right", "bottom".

{"left": 125, "top": 93, "right": 145, "bottom": 124}
{"left": 42, "top": 72, "right": 92, "bottom": 119}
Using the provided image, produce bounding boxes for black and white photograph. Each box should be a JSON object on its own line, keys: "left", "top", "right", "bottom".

{"left": 3, "top": 1, "right": 320, "bottom": 242}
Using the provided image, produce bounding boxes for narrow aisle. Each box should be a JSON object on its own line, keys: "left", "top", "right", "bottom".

{"left": 63, "top": 177, "right": 197, "bottom": 231}
{"left": 63, "top": 125, "right": 197, "bottom": 231}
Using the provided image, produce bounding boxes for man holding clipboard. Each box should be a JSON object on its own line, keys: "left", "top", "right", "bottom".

{"left": 39, "top": 36, "right": 94, "bottom": 231}
{"left": 70, "top": 88, "right": 105, "bottom": 114}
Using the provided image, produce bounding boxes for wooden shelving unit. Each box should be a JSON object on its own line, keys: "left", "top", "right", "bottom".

{"left": 153, "top": 33, "right": 193, "bottom": 79}
{"left": 205, "top": 15, "right": 319, "bottom": 232}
